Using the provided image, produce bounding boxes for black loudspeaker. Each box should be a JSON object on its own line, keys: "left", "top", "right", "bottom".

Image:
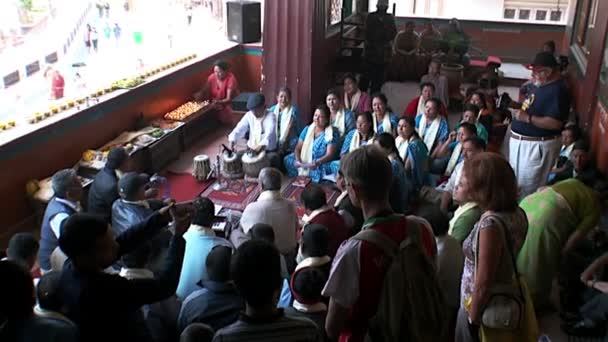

{"left": 226, "top": 1, "right": 261, "bottom": 44}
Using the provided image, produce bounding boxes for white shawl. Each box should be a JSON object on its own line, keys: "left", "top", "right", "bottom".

{"left": 445, "top": 142, "right": 462, "bottom": 176}
{"left": 418, "top": 115, "right": 440, "bottom": 151}
{"left": 349, "top": 131, "right": 369, "bottom": 153}
{"left": 373, "top": 112, "right": 392, "bottom": 134}
{"left": 274, "top": 105, "right": 294, "bottom": 144}
{"left": 345, "top": 91, "right": 361, "bottom": 112}
{"left": 416, "top": 96, "right": 427, "bottom": 116}
{"left": 299, "top": 124, "right": 333, "bottom": 176}
{"left": 395, "top": 136, "right": 412, "bottom": 160}
{"left": 333, "top": 108, "right": 347, "bottom": 136}
{"left": 248, "top": 116, "right": 264, "bottom": 150}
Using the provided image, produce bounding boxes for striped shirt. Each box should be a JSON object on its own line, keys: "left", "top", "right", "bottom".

{"left": 212, "top": 310, "right": 321, "bottom": 342}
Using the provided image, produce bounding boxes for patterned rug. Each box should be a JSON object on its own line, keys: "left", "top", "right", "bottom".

{"left": 281, "top": 177, "right": 340, "bottom": 218}
{"left": 164, "top": 171, "right": 214, "bottom": 202}
{"left": 201, "top": 178, "right": 262, "bottom": 211}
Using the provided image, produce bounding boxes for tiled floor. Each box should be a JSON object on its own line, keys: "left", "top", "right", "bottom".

{"left": 167, "top": 81, "right": 570, "bottom": 342}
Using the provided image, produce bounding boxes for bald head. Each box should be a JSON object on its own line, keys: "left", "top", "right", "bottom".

{"left": 258, "top": 167, "right": 282, "bottom": 191}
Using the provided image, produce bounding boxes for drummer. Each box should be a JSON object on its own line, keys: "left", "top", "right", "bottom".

{"left": 195, "top": 60, "right": 240, "bottom": 126}
{"left": 228, "top": 93, "right": 278, "bottom": 165}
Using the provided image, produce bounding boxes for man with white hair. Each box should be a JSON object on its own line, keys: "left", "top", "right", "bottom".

{"left": 38, "top": 169, "right": 83, "bottom": 273}
{"left": 238, "top": 167, "right": 299, "bottom": 265}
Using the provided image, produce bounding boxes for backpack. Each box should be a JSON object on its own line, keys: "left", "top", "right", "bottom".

{"left": 353, "top": 218, "right": 449, "bottom": 342}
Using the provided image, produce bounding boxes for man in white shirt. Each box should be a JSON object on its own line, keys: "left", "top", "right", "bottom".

{"left": 238, "top": 167, "right": 299, "bottom": 270}
{"left": 228, "top": 93, "right": 278, "bottom": 167}
{"left": 38, "top": 169, "right": 83, "bottom": 273}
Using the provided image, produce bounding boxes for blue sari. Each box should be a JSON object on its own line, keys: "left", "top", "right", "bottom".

{"left": 269, "top": 104, "right": 300, "bottom": 152}
{"left": 284, "top": 125, "right": 340, "bottom": 183}
{"left": 404, "top": 139, "right": 429, "bottom": 193}
{"left": 389, "top": 158, "right": 409, "bottom": 214}
{"left": 414, "top": 114, "right": 449, "bottom": 153}
{"left": 329, "top": 130, "right": 374, "bottom": 175}
{"left": 374, "top": 112, "right": 399, "bottom": 135}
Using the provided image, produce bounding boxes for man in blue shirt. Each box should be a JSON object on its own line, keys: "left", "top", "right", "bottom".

{"left": 509, "top": 51, "right": 571, "bottom": 198}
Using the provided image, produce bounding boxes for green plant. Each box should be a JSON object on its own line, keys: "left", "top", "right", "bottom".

{"left": 20, "top": 0, "right": 33, "bottom": 11}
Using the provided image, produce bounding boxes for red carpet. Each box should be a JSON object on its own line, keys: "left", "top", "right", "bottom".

{"left": 201, "top": 179, "right": 262, "bottom": 211}
{"left": 164, "top": 172, "right": 214, "bottom": 202}
{"left": 282, "top": 177, "right": 340, "bottom": 218}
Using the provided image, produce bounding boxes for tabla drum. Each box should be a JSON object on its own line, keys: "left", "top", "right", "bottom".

{"left": 192, "top": 154, "right": 211, "bottom": 181}
{"left": 242, "top": 150, "right": 270, "bottom": 180}
{"left": 221, "top": 150, "right": 243, "bottom": 179}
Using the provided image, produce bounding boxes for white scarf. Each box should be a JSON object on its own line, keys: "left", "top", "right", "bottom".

{"left": 293, "top": 301, "right": 328, "bottom": 313}
{"left": 344, "top": 90, "right": 361, "bottom": 112}
{"left": 445, "top": 142, "right": 463, "bottom": 176}
{"left": 418, "top": 114, "right": 441, "bottom": 151}
{"left": 274, "top": 105, "right": 294, "bottom": 144}
{"left": 373, "top": 112, "right": 392, "bottom": 134}
{"left": 119, "top": 268, "right": 154, "bottom": 280}
{"left": 296, "top": 255, "right": 332, "bottom": 271}
{"left": 302, "top": 205, "right": 332, "bottom": 223}
{"left": 395, "top": 136, "right": 412, "bottom": 160}
{"left": 561, "top": 143, "right": 574, "bottom": 159}
{"left": 299, "top": 124, "right": 333, "bottom": 176}
{"left": 333, "top": 108, "right": 347, "bottom": 136}
{"left": 334, "top": 191, "right": 349, "bottom": 208}
{"left": 349, "top": 131, "right": 370, "bottom": 153}
{"left": 258, "top": 190, "right": 282, "bottom": 201}
{"left": 248, "top": 114, "right": 264, "bottom": 150}
{"left": 449, "top": 202, "right": 478, "bottom": 235}
{"left": 416, "top": 96, "right": 427, "bottom": 116}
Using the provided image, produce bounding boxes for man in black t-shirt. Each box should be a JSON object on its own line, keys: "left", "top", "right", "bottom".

{"left": 509, "top": 52, "right": 571, "bottom": 198}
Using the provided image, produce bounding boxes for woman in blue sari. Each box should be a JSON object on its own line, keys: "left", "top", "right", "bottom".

{"left": 396, "top": 116, "right": 429, "bottom": 195}
{"left": 269, "top": 86, "right": 300, "bottom": 154}
{"left": 284, "top": 104, "right": 340, "bottom": 183}
{"left": 371, "top": 93, "right": 399, "bottom": 136}
{"left": 329, "top": 111, "right": 375, "bottom": 175}
{"left": 326, "top": 89, "right": 355, "bottom": 143}
{"left": 373, "top": 132, "right": 410, "bottom": 213}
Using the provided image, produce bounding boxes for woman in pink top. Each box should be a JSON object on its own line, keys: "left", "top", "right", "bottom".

{"left": 198, "top": 60, "right": 240, "bottom": 125}
{"left": 342, "top": 73, "right": 371, "bottom": 114}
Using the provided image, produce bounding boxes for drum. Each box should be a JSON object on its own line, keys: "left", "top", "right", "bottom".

{"left": 221, "top": 150, "right": 243, "bottom": 179}
{"left": 192, "top": 154, "right": 211, "bottom": 181}
{"left": 242, "top": 150, "right": 270, "bottom": 180}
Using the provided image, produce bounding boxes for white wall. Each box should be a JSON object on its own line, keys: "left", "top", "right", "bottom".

{"left": 441, "top": 0, "right": 504, "bottom": 21}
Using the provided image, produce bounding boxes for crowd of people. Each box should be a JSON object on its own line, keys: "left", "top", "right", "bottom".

{"left": 2, "top": 5, "right": 608, "bottom": 342}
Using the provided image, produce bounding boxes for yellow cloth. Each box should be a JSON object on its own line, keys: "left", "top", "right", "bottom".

{"left": 274, "top": 105, "right": 294, "bottom": 144}
{"left": 373, "top": 112, "right": 392, "bottom": 134}
{"left": 445, "top": 142, "right": 462, "bottom": 176}
{"left": 418, "top": 115, "right": 440, "bottom": 151}
{"left": 344, "top": 90, "right": 361, "bottom": 112}
{"left": 299, "top": 124, "right": 332, "bottom": 176}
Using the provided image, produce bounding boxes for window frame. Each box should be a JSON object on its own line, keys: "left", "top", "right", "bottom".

{"left": 535, "top": 9, "right": 547, "bottom": 21}
{"left": 518, "top": 8, "right": 532, "bottom": 20}
{"left": 503, "top": 8, "right": 516, "bottom": 19}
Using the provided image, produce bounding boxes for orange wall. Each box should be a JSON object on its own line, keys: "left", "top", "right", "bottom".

{"left": 0, "top": 46, "right": 262, "bottom": 245}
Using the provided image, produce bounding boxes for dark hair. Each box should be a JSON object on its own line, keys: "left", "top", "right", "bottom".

{"left": 52, "top": 169, "right": 78, "bottom": 198}
{"left": 121, "top": 243, "right": 151, "bottom": 268}
{"left": 463, "top": 103, "right": 480, "bottom": 116}
{"left": 420, "top": 82, "right": 435, "bottom": 92}
{"left": 301, "top": 224, "right": 329, "bottom": 258}
{"left": 371, "top": 93, "right": 388, "bottom": 106}
{"left": 315, "top": 104, "right": 331, "bottom": 121}
{"left": 417, "top": 206, "right": 449, "bottom": 237}
{"left": 0, "top": 260, "right": 35, "bottom": 319}
{"left": 357, "top": 111, "right": 374, "bottom": 125}
{"left": 249, "top": 223, "right": 275, "bottom": 244}
{"left": 59, "top": 213, "right": 109, "bottom": 260}
{"left": 563, "top": 124, "right": 581, "bottom": 141}
{"left": 458, "top": 122, "right": 477, "bottom": 136}
{"left": 180, "top": 323, "right": 215, "bottom": 342}
{"left": 291, "top": 267, "right": 326, "bottom": 304}
{"left": 463, "top": 153, "right": 518, "bottom": 212}
{"left": 326, "top": 88, "right": 341, "bottom": 99}
{"left": 106, "top": 147, "right": 128, "bottom": 170}
{"left": 342, "top": 73, "right": 358, "bottom": 84}
{"left": 469, "top": 91, "right": 487, "bottom": 109}
{"left": 192, "top": 197, "right": 215, "bottom": 227}
{"left": 213, "top": 60, "right": 229, "bottom": 71}
{"left": 425, "top": 97, "right": 442, "bottom": 110}
{"left": 399, "top": 116, "right": 421, "bottom": 139}
{"left": 341, "top": 145, "right": 393, "bottom": 202}
{"left": 231, "top": 240, "right": 282, "bottom": 308}
{"left": 7, "top": 233, "right": 39, "bottom": 264}
{"left": 37, "top": 271, "right": 63, "bottom": 311}
{"left": 543, "top": 40, "right": 556, "bottom": 54}
{"left": 301, "top": 184, "right": 327, "bottom": 211}
{"left": 206, "top": 245, "right": 232, "bottom": 282}
{"left": 573, "top": 139, "right": 589, "bottom": 152}
{"left": 277, "top": 86, "right": 292, "bottom": 99}
{"left": 463, "top": 136, "right": 487, "bottom": 151}
{"left": 375, "top": 132, "right": 404, "bottom": 164}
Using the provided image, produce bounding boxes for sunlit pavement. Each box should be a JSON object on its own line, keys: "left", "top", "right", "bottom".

{"left": 0, "top": 1, "right": 226, "bottom": 122}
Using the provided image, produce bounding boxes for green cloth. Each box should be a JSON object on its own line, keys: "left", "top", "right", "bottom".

{"left": 517, "top": 179, "right": 599, "bottom": 308}
{"left": 448, "top": 205, "right": 481, "bottom": 244}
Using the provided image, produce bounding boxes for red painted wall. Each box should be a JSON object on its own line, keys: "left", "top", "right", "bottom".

{"left": 0, "top": 46, "right": 262, "bottom": 245}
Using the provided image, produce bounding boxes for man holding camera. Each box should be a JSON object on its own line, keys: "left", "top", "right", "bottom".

{"left": 509, "top": 51, "right": 571, "bottom": 198}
